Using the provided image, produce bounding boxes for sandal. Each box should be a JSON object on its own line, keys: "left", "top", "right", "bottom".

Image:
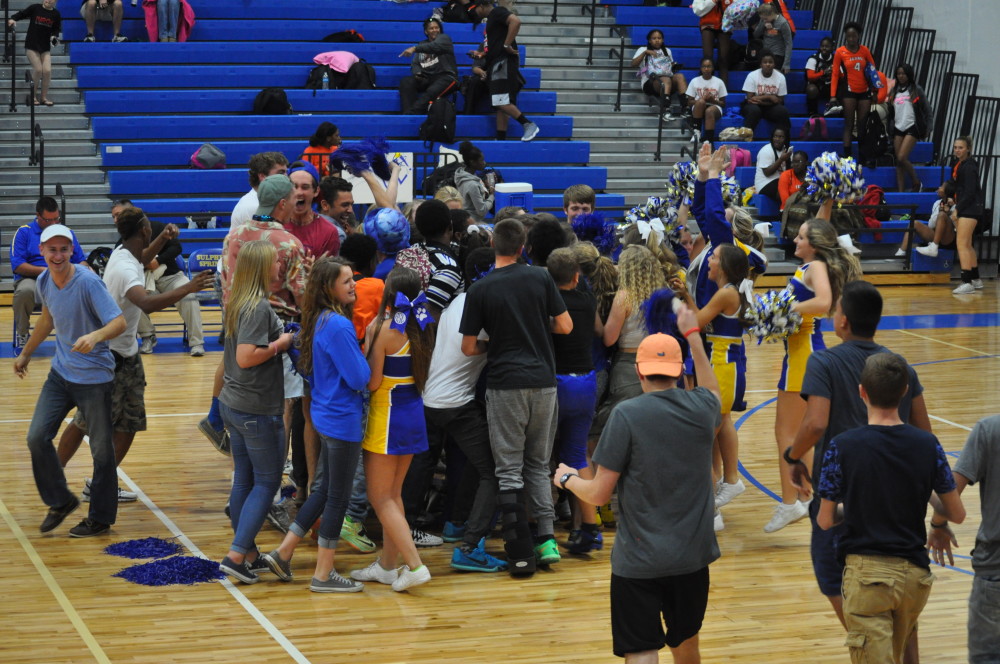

{"left": 33, "top": 99, "right": 40, "bottom": 106}
{"left": 43, "top": 99, "right": 54, "bottom": 106}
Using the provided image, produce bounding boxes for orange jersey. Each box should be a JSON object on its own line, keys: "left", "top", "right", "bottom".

{"left": 830, "top": 45, "right": 875, "bottom": 95}
{"left": 700, "top": 0, "right": 734, "bottom": 31}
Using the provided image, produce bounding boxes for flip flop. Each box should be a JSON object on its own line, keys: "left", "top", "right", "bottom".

{"left": 43, "top": 100, "right": 54, "bottom": 106}
{"left": 33, "top": 99, "right": 40, "bottom": 106}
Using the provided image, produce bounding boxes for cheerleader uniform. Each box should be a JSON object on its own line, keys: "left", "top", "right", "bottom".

{"left": 362, "top": 339, "right": 429, "bottom": 456}
{"left": 777, "top": 263, "right": 824, "bottom": 392}
{"left": 706, "top": 284, "right": 747, "bottom": 414}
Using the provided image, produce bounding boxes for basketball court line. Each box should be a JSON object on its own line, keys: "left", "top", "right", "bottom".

{"left": 894, "top": 329, "right": 992, "bottom": 356}
{"left": 0, "top": 497, "right": 112, "bottom": 663}
{"left": 0, "top": 411, "right": 206, "bottom": 425}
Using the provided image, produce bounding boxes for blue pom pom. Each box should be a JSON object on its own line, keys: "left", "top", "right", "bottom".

{"left": 114, "top": 556, "right": 225, "bottom": 586}
{"left": 572, "top": 212, "right": 617, "bottom": 255}
{"left": 104, "top": 537, "right": 183, "bottom": 559}
{"left": 640, "top": 288, "right": 690, "bottom": 359}
{"left": 361, "top": 136, "right": 392, "bottom": 181}
{"left": 333, "top": 143, "right": 372, "bottom": 177}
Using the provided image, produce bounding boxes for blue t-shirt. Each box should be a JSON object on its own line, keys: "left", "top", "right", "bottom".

{"left": 818, "top": 423, "right": 956, "bottom": 569}
{"left": 36, "top": 266, "right": 121, "bottom": 384}
{"left": 309, "top": 311, "right": 371, "bottom": 442}
{"left": 10, "top": 220, "right": 86, "bottom": 281}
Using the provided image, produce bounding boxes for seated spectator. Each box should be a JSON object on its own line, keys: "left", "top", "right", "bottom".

{"left": 778, "top": 149, "right": 808, "bottom": 209}
{"left": 302, "top": 122, "right": 341, "bottom": 178}
{"left": 752, "top": 2, "right": 792, "bottom": 72}
{"left": 398, "top": 18, "right": 458, "bottom": 114}
{"left": 805, "top": 36, "right": 834, "bottom": 116}
{"left": 81, "top": 0, "right": 127, "bottom": 42}
{"left": 460, "top": 40, "right": 490, "bottom": 115}
{"left": 563, "top": 184, "right": 596, "bottom": 224}
{"left": 755, "top": 127, "right": 791, "bottom": 204}
{"left": 11, "top": 196, "right": 87, "bottom": 349}
{"left": 434, "top": 185, "right": 464, "bottom": 210}
{"left": 686, "top": 58, "right": 728, "bottom": 145}
{"left": 741, "top": 52, "right": 790, "bottom": 135}
{"left": 903, "top": 181, "right": 957, "bottom": 257}
{"left": 285, "top": 161, "right": 341, "bottom": 258}
{"left": 632, "top": 29, "right": 688, "bottom": 120}
{"left": 363, "top": 207, "right": 411, "bottom": 280}
{"left": 454, "top": 142, "right": 494, "bottom": 222}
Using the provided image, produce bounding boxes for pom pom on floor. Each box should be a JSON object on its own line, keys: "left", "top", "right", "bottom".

{"left": 104, "top": 537, "right": 183, "bottom": 560}
{"left": 114, "top": 556, "right": 225, "bottom": 586}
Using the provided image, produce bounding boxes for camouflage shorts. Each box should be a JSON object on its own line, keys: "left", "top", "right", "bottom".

{"left": 73, "top": 352, "right": 147, "bottom": 434}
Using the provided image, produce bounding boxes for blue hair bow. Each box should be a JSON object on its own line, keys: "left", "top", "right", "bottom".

{"left": 390, "top": 291, "right": 435, "bottom": 333}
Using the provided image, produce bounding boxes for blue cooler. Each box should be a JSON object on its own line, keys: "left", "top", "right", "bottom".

{"left": 910, "top": 248, "right": 954, "bottom": 272}
{"left": 494, "top": 182, "right": 533, "bottom": 213}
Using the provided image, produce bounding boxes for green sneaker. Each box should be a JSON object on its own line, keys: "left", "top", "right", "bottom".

{"left": 534, "top": 538, "right": 561, "bottom": 565}
{"left": 340, "top": 515, "right": 376, "bottom": 554}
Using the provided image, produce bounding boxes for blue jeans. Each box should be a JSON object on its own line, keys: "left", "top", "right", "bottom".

{"left": 313, "top": 444, "right": 370, "bottom": 521}
{"left": 292, "top": 434, "right": 361, "bottom": 548}
{"left": 27, "top": 370, "right": 116, "bottom": 525}
{"left": 221, "top": 403, "right": 285, "bottom": 555}
{"left": 157, "top": 0, "right": 180, "bottom": 40}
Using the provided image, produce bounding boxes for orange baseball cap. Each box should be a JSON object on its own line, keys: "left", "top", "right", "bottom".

{"left": 636, "top": 333, "right": 683, "bottom": 378}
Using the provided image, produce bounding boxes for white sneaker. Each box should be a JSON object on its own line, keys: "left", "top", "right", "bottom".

{"left": 714, "top": 509, "right": 724, "bottom": 532}
{"left": 916, "top": 242, "right": 938, "bottom": 257}
{"left": 953, "top": 282, "right": 976, "bottom": 295}
{"left": 350, "top": 558, "right": 399, "bottom": 585}
{"left": 894, "top": 248, "right": 906, "bottom": 257}
{"left": 391, "top": 564, "right": 431, "bottom": 592}
{"left": 837, "top": 234, "right": 861, "bottom": 255}
{"left": 763, "top": 500, "right": 808, "bottom": 533}
{"left": 972, "top": 279, "right": 984, "bottom": 290}
{"left": 714, "top": 480, "right": 746, "bottom": 508}
{"left": 189, "top": 344, "right": 205, "bottom": 357}
{"left": 82, "top": 478, "right": 137, "bottom": 503}
{"left": 520, "top": 122, "right": 540, "bottom": 142}
{"left": 411, "top": 529, "right": 443, "bottom": 547}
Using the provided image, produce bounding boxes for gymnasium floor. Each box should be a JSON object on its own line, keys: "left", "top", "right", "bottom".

{"left": 1, "top": 282, "right": 996, "bottom": 663}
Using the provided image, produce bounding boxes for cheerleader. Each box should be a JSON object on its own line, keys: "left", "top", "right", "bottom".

{"left": 352, "top": 267, "right": 437, "bottom": 592}
{"left": 767, "top": 218, "right": 861, "bottom": 533}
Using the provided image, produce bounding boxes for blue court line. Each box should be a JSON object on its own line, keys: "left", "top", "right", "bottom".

{"left": 878, "top": 312, "right": 1000, "bottom": 330}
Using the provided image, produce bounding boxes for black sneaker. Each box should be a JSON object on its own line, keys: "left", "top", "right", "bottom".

{"left": 220, "top": 556, "right": 259, "bottom": 584}
{"left": 40, "top": 496, "right": 80, "bottom": 533}
{"left": 68, "top": 518, "right": 111, "bottom": 538}
{"left": 266, "top": 503, "right": 291, "bottom": 533}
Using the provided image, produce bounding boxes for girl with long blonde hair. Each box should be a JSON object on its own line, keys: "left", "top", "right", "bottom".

{"left": 218, "top": 240, "right": 295, "bottom": 584}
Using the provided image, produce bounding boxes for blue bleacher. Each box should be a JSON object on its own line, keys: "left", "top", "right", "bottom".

{"left": 733, "top": 142, "right": 935, "bottom": 164}
{"left": 84, "top": 89, "right": 557, "bottom": 115}
{"left": 99, "top": 140, "right": 593, "bottom": 168}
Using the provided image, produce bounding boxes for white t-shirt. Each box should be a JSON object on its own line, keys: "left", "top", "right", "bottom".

{"left": 231, "top": 188, "right": 258, "bottom": 229}
{"left": 422, "top": 292, "right": 488, "bottom": 409}
{"left": 893, "top": 88, "right": 915, "bottom": 131}
{"left": 755, "top": 144, "right": 783, "bottom": 193}
{"left": 103, "top": 246, "right": 145, "bottom": 357}
{"left": 742, "top": 69, "right": 787, "bottom": 97}
{"left": 633, "top": 46, "right": 674, "bottom": 87}
{"left": 927, "top": 199, "right": 942, "bottom": 230}
{"left": 686, "top": 76, "right": 728, "bottom": 103}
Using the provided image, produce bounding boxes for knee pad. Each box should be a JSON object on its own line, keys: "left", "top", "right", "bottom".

{"left": 498, "top": 490, "right": 535, "bottom": 577}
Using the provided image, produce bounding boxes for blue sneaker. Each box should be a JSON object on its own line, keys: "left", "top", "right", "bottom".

{"left": 442, "top": 521, "right": 466, "bottom": 543}
{"left": 566, "top": 528, "right": 604, "bottom": 554}
{"left": 450, "top": 538, "right": 509, "bottom": 573}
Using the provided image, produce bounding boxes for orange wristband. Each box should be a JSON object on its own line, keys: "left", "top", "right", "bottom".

{"left": 683, "top": 327, "right": 701, "bottom": 338}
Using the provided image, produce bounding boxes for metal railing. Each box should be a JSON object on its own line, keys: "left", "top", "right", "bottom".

{"left": 551, "top": 0, "right": 558, "bottom": 23}
{"left": 298, "top": 150, "right": 459, "bottom": 200}
{"left": 33, "top": 123, "right": 44, "bottom": 197}
{"left": 582, "top": 0, "right": 599, "bottom": 66}
{"left": 5, "top": 0, "right": 15, "bottom": 113}
{"left": 56, "top": 183, "right": 65, "bottom": 222}
{"left": 608, "top": 24, "right": 627, "bottom": 112}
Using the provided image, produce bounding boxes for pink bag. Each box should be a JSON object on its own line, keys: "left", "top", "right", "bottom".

{"left": 725, "top": 146, "right": 752, "bottom": 177}
{"left": 313, "top": 51, "right": 360, "bottom": 73}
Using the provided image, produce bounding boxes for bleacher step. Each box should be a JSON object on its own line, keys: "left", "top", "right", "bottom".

{"left": 0, "top": 116, "right": 90, "bottom": 131}
{"left": 0, "top": 142, "right": 96, "bottom": 158}
{"left": 2, "top": 183, "right": 110, "bottom": 198}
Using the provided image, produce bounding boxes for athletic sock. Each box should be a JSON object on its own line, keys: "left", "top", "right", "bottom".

{"left": 515, "top": 114, "right": 530, "bottom": 125}
{"left": 692, "top": 118, "right": 703, "bottom": 130}
{"left": 582, "top": 523, "right": 600, "bottom": 534}
{"left": 208, "top": 396, "right": 223, "bottom": 430}
{"left": 961, "top": 270, "right": 973, "bottom": 284}
{"left": 971, "top": 266, "right": 981, "bottom": 280}
{"left": 703, "top": 128, "right": 716, "bottom": 142}
{"left": 533, "top": 534, "right": 553, "bottom": 545}
{"left": 496, "top": 130, "right": 507, "bottom": 140}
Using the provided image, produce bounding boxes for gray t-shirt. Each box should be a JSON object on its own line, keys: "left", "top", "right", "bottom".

{"left": 593, "top": 386, "right": 722, "bottom": 578}
{"left": 954, "top": 414, "right": 1000, "bottom": 577}
{"left": 220, "top": 298, "right": 284, "bottom": 415}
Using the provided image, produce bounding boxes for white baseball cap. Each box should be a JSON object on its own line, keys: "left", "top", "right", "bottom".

{"left": 40, "top": 224, "right": 74, "bottom": 243}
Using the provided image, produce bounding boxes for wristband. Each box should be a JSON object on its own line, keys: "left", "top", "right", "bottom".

{"left": 783, "top": 446, "right": 802, "bottom": 465}
{"left": 930, "top": 521, "right": 948, "bottom": 529}
{"left": 683, "top": 327, "right": 701, "bottom": 338}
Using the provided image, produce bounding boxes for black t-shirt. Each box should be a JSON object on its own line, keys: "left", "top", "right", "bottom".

{"left": 12, "top": 4, "right": 61, "bottom": 53}
{"left": 553, "top": 287, "right": 596, "bottom": 375}
{"left": 459, "top": 263, "right": 567, "bottom": 389}
{"left": 817, "top": 424, "right": 956, "bottom": 569}
{"left": 800, "top": 340, "right": 923, "bottom": 479}
{"left": 484, "top": 6, "right": 515, "bottom": 65}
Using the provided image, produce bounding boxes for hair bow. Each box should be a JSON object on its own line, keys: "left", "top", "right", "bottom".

{"left": 637, "top": 217, "right": 665, "bottom": 243}
{"left": 738, "top": 278, "right": 755, "bottom": 302}
{"left": 390, "top": 291, "right": 435, "bottom": 333}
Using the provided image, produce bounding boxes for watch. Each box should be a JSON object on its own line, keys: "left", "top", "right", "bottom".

{"left": 559, "top": 472, "right": 579, "bottom": 489}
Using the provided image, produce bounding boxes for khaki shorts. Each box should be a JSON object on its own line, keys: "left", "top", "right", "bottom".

{"left": 74, "top": 351, "right": 147, "bottom": 434}
{"left": 842, "top": 554, "right": 934, "bottom": 664}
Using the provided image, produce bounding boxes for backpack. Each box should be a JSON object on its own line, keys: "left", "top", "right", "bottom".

{"left": 780, "top": 190, "right": 811, "bottom": 240}
{"left": 718, "top": 127, "right": 754, "bottom": 142}
{"left": 830, "top": 204, "right": 866, "bottom": 236}
{"left": 86, "top": 246, "right": 113, "bottom": 278}
{"left": 190, "top": 143, "right": 227, "bottom": 169}
{"left": 305, "top": 64, "right": 333, "bottom": 93}
{"left": 253, "top": 87, "right": 291, "bottom": 115}
{"left": 799, "top": 116, "right": 828, "bottom": 141}
{"left": 725, "top": 146, "right": 752, "bottom": 177}
{"left": 322, "top": 29, "right": 365, "bottom": 43}
{"left": 394, "top": 244, "right": 434, "bottom": 290}
{"left": 859, "top": 184, "right": 888, "bottom": 241}
{"left": 743, "top": 39, "right": 764, "bottom": 70}
{"left": 859, "top": 111, "right": 891, "bottom": 165}
{"left": 344, "top": 59, "right": 376, "bottom": 90}
{"left": 419, "top": 98, "right": 457, "bottom": 147}
{"left": 421, "top": 160, "right": 464, "bottom": 196}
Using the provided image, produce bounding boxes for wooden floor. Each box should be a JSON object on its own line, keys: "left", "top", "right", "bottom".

{"left": 1, "top": 283, "right": 996, "bottom": 663}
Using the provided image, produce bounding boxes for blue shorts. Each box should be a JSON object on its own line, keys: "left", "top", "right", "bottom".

{"left": 809, "top": 497, "right": 844, "bottom": 597}
{"left": 555, "top": 371, "right": 598, "bottom": 468}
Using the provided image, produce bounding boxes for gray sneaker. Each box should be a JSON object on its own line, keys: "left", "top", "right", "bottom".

{"left": 411, "top": 528, "right": 443, "bottom": 547}
{"left": 310, "top": 570, "right": 364, "bottom": 593}
{"left": 139, "top": 335, "right": 157, "bottom": 354}
{"left": 266, "top": 503, "right": 292, "bottom": 533}
{"left": 198, "top": 418, "right": 230, "bottom": 455}
{"left": 261, "top": 550, "right": 294, "bottom": 582}
{"left": 520, "top": 122, "right": 540, "bottom": 142}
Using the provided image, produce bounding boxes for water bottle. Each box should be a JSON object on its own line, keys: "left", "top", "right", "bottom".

{"left": 321, "top": 71, "right": 329, "bottom": 90}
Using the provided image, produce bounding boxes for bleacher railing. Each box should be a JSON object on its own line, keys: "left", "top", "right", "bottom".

{"left": 608, "top": 24, "right": 627, "bottom": 112}
{"left": 582, "top": 0, "right": 599, "bottom": 66}
{"left": 4, "top": 0, "right": 15, "bottom": 113}
{"left": 56, "top": 183, "right": 65, "bottom": 222}
{"left": 298, "top": 149, "right": 458, "bottom": 201}
{"left": 33, "top": 123, "right": 44, "bottom": 197}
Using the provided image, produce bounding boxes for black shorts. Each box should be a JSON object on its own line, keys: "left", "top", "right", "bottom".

{"left": 893, "top": 126, "right": 919, "bottom": 139}
{"left": 610, "top": 567, "right": 710, "bottom": 657}
{"left": 837, "top": 83, "right": 871, "bottom": 101}
{"left": 488, "top": 56, "right": 523, "bottom": 107}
